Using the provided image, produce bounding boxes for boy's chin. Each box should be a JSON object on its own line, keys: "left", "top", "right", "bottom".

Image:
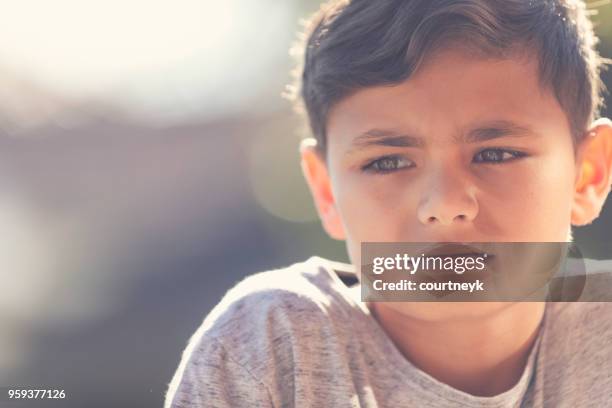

{"left": 376, "top": 301, "right": 524, "bottom": 323}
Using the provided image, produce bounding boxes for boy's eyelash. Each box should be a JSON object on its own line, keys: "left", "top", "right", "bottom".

{"left": 361, "top": 149, "right": 527, "bottom": 174}
{"left": 472, "top": 148, "right": 527, "bottom": 164}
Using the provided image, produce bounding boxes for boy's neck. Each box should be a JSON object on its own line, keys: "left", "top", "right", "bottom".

{"left": 368, "top": 301, "right": 546, "bottom": 397}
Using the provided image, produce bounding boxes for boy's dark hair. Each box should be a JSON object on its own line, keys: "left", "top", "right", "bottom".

{"left": 288, "top": 0, "right": 608, "bottom": 153}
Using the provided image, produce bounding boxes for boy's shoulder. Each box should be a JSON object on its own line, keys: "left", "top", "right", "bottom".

{"left": 195, "top": 256, "right": 362, "bottom": 346}
{"left": 169, "top": 256, "right": 366, "bottom": 396}
{"left": 543, "top": 259, "right": 612, "bottom": 365}
{"left": 547, "top": 300, "right": 612, "bottom": 341}
{"left": 538, "top": 300, "right": 612, "bottom": 401}
{"left": 165, "top": 257, "right": 363, "bottom": 407}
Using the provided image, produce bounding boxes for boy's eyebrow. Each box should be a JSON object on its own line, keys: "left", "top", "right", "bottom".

{"left": 463, "top": 120, "right": 537, "bottom": 143}
{"left": 351, "top": 129, "right": 424, "bottom": 149}
{"left": 350, "top": 120, "right": 537, "bottom": 150}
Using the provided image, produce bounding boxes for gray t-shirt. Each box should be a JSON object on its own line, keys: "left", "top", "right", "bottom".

{"left": 165, "top": 256, "right": 612, "bottom": 407}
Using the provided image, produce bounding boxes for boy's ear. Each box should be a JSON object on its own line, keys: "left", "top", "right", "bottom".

{"left": 571, "top": 118, "right": 612, "bottom": 226}
{"left": 300, "top": 138, "right": 346, "bottom": 240}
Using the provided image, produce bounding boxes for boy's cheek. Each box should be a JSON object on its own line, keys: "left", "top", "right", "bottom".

{"left": 333, "top": 180, "right": 413, "bottom": 241}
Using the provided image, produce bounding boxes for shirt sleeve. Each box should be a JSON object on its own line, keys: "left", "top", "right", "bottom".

{"left": 164, "top": 336, "right": 274, "bottom": 408}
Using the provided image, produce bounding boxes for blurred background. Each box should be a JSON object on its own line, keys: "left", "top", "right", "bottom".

{"left": 0, "top": 1, "right": 610, "bottom": 407}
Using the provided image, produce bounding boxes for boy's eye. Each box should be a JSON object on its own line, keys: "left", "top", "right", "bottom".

{"left": 363, "top": 155, "right": 414, "bottom": 173}
{"left": 473, "top": 148, "right": 526, "bottom": 164}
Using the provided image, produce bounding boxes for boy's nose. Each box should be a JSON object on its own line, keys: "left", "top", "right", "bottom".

{"left": 416, "top": 171, "right": 478, "bottom": 226}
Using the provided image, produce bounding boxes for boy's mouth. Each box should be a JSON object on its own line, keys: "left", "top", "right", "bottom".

{"left": 422, "top": 243, "right": 490, "bottom": 258}
{"left": 419, "top": 243, "right": 494, "bottom": 281}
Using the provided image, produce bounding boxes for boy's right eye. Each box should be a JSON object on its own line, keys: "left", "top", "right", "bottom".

{"left": 362, "top": 155, "right": 414, "bottom": 173}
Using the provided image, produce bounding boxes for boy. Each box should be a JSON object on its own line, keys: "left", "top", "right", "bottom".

{"left": 165, "top": 0, "right": 612, "bottom": 406}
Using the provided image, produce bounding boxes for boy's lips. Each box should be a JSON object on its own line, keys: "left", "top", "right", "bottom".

{"left": 418, "top": 243, "right": 494, "bottom": 282}
{"left": 422, "top": 243, "right": 490, "bottom": 258}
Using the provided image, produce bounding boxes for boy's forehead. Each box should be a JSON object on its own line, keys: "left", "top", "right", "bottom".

{"left": 326, "top": 48, "right": 567, "bottom": 147}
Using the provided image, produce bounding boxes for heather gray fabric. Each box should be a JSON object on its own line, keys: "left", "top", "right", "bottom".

{"left": 165, "top": 256, "right": 612, "bottom": 407}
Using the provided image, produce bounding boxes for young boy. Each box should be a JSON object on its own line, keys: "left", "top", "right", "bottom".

{"left": 165, "top": 0, "right": 612, "bottom": 406}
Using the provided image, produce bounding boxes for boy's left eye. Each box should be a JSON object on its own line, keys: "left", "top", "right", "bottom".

{"left": 473, "top": 148, "right": 526, "bottom": 164}
{"left": 362, "top": 155, "right": 414, "bottom": 173}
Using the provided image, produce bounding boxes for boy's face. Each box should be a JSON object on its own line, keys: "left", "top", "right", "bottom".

{"left": 302, "top": 47, "right": 612, "bottom": 319}
{"left": 328, "top": 47, "right": 577, "bottom": 245}
{"left": 327, "top": 49, "right": 577, "bottom": 247}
